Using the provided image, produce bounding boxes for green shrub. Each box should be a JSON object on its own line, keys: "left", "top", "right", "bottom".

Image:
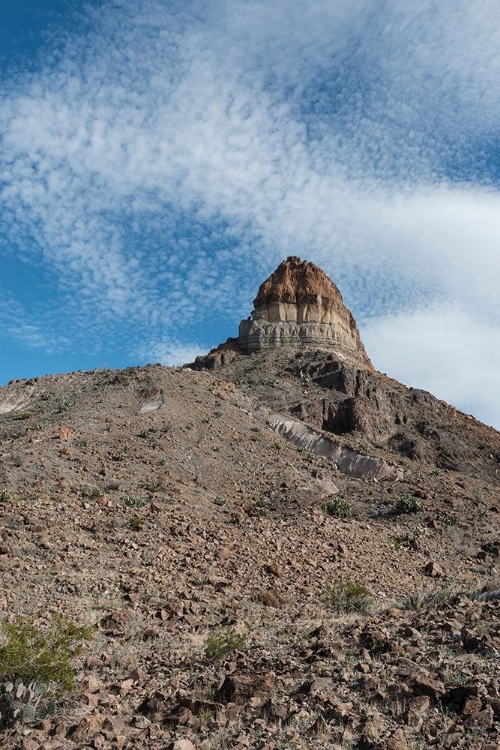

{"left": 129, "top": 516, "right": 144, "bottom": 531}
{"left": 329, "top": 580, "right": 370, "bottom": 614}
{"left": 205, "top": 629, "right": 247, "bottom": 660}
{"left": 123, "top": 495, "right": 147, "bottom": 508}
{"left": 254, "top": 498, "right": 269, "bottom": 516}
{"left": 393, "top": 524, "right": 428, "bottom": 550}
{"left": 0, "top": 616, "right": 92, "bottom": 727}
{"left": 26, "top": 423, "right": 45, "bottom": 432}
{"left": 138, "top": 427, "right": 157, "bottom": 439}
{"left": 0, "top": 490, "right": 10, "bottom": 504}
{"left": 394, "top": 495, "right": 422, "bottom": 514}
{"left": 322, "top": 496, "right": 352, "bottom": 518}
{"left": 0, "top": 615, "right": 91, "bottom": 691}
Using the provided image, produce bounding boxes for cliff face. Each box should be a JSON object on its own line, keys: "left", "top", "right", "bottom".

{"left": 238, "top": 257, "right": 372, "bottom": 369}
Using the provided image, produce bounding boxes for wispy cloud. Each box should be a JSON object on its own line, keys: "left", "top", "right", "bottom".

{"left": 0, "top": 0, "right": 499, "bottom": 425}
{"left": 363, "top": 306, "right": 500, "bottom": 430}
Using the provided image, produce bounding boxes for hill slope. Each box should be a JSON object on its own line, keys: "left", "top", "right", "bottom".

{"left": 0, "top": 363, "right": 499, "bottom": 750}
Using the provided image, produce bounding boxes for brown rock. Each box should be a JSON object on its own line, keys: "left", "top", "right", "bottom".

{"left": 462, "top": 695, "right": 483, "bottom": 716}
{"left": 299, "top": 677, "right": 332, "bottom": 696}
{"left": 67, "top": 715, "right": 103, "bottom": 742}
{"left": 264, "top": 562, "right": 283, "bottom": 577}
{"left": 464, "top": 704, "right": 494, "bottom": 729}
{"left": 362, "top": 714, "right": 385, "bottom": 742}
{"left": 412, "top": 675, "right": 445, "bottom": 701}
{"left": 218, "top": 671, "right": 276, "bottom": 704}
{"left": 127, "top": 666, "right": 147, "bottom": 683}
{"left": 168, "top": 740, "right": 196, "bottom": 750}
{"left": 384, "top": 729, "right": 409, "bottom": 750}
{"left": 257, "top": 589, "right": 281, "bottom": 607}
{"left": 119, "top": 677, "right": 134, "bottom": 696}
{"left": 408, "top": 695, "right": 430, "bottom": 715}
{"left": 424, "top": 561, "right": 445, "bottom": 577}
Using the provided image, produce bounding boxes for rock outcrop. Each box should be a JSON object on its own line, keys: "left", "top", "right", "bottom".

{"left": 238, "top": 256, "right": 372, "bottom": 369}
{"left": 189, "top": 256, "right": 500, "bottom": 482}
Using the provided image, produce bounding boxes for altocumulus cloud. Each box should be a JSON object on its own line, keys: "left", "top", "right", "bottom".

{"left": 0, "top": 0, "right": 499, "bottom": 426}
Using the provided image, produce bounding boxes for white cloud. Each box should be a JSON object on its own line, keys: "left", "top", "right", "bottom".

{"left": 363, "top": 307, "right": 500, "bottom": 429}
{"left": 138, "top": 339, "right": 207, "bottom": 368}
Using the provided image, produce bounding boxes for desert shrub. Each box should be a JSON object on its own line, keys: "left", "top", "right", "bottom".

{"left": 123, "top": 495, "right": 147, "bottom": 508}
{"left": 129, "top": 516, "right": 144, "bottom": 530}
{"left": 442, "top": 513, "right": 460, "bottom": 526}
{"left": 0, "top": 489, "right": 10, "bottom": 503}
{"left": 0, "top": 616, "right": 92, "bottom": 727}
{"left": 205, "top": 629, "right": 247, "bottom": 660}
{"left": 329, "top": 580, "right": 370, "bottom": 614}
{"left": 394, "top": 495, "right": 422, "bottom": 514}
{"left": 393, "top": 524, "right": 429, "bottom": 551}
{"left": 138, "top": 427, "right": 157, "bottom": 439}
{"left": 26, "top": 423, "right": 45, "bottom": 432}
{"left": 403, "top": 587, "right": 454, "bottom": 611}
{"left": 254, "top": 498, "right": 269, "bottom": 516}
{"left": 322, "top": 496, "right": 352, "bottom": 518}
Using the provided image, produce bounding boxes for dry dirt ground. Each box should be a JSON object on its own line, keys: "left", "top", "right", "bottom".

{"left": 0, "top": 363, "right": 498, "bottom": 750}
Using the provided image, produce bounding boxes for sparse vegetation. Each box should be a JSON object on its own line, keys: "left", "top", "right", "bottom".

{"left": 1, "top": 340, "right": 500, "bottom": 748}
{"left": 393, "top": 524, "right": 428, "bottom": 550}
{"left": 204, "top": 629, "right": 247, "bottom": 660}
{"left": 26, "top": 423, "right": 45, "bottom": 432}
{"left": 393, "top": 495, "right": 422, "bottom": 514}
{"left": 123, "top": 495, "right": 147, "bottom": 508}
{"left": 322, "top": 495, "right": 352, "bottom": 518}
{"left": 329, "top": 580, "right": 371, "bottom": 614}
{"left": 129, "top": 516, "right": 144, "bottom": 531}
{"left": 0, "top": 616, "right": 92, "bottom": 727}
{"left": 138, "top": 427, "right": 157, "bottom": 439}
{"left": 402, "top": 586, "right": 454, "bottom": 611}
{"left": 442, "top": 513, "right": 460, "bottom": 526}
{"left": 254, "top": 498, "right": 269, "bottom": 516}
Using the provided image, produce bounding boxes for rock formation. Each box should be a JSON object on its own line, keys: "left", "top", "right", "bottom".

{"left": 238, "top": 256, "right": 372, "bottom": 369}
{"left": 189, "top": 257, "right": 500, "bottom": 480}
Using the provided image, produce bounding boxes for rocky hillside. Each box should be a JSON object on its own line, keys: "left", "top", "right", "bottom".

{"left": 0, "top": 258, "right": 499, "bottom": 750}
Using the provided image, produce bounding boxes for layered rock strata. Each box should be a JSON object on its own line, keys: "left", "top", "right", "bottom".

{"left": 238, "top": 256, "right": 372, "bottom": 369}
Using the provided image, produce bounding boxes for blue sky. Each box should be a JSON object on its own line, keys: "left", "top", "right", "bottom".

{"left": 1, "top": 1, "right": 500, "bottom": 429}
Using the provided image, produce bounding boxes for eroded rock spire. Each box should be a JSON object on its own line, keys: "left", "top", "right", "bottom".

{"left": 238, "top": 256, "right": 372, "bottom": 369}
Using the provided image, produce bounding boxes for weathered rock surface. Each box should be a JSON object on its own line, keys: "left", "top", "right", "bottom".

{"left": 0, "top": 363, "right": 500, "bottom": 750}
{"left": 238, "top": 256, "right": 372, "bottom": 368}
{"left": 191, "top": 258, "right": 500, "bottom": 482}
{"left": 1, "top": 257, "right": 500, "bottom": 750}
{"left": 266, "top": 414, "right": 403, "bottom": 480}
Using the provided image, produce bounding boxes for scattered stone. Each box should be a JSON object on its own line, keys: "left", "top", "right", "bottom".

{"left": 424, "top": 561, "right": 445, "bottom": 577}
{"left": 168, "top": 741, "right": 196, "bottom": 750}
{"left": 218, "top": 672, "right": 276, "bottom": 704}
